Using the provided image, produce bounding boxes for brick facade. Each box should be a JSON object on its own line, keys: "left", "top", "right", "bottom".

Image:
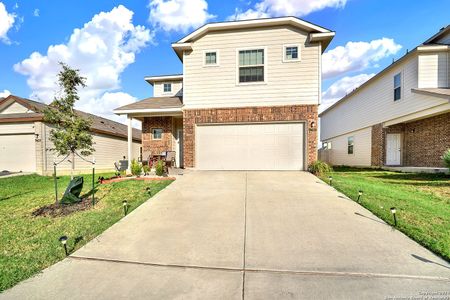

{"left": 371, "top": 112, "right": 450, "bottom": 167}
{"left": 142, "top": 116, "right": 173, "bottom": 158}
{"left": 183, "top": 105, "right": 318, "bottom": 168}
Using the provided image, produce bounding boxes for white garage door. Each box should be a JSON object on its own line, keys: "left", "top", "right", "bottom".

{"left": 196, "top": 123, "right": 305, "bottom": 170}
{"left": 0, "top": 134, "right": 36, "bottom": 172}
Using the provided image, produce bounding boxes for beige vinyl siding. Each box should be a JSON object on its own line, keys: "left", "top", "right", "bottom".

{"left": 0, "top": 122, "right": 35, "bottom": 134}
{"left": 418, "top": 52, "right": 449, "bottom": 88}
{"left": 325, "top": 127, "right": 372, "bottom": 166}
{"left": 183, "top": 26, "right": 320, "bottom": 108}
{"left": 0, "top": 102, "right": 31, "bottom": 114}
{"left": 41, "top": 124, "right": 141, "bottom": 174}
{"left": 320, "top": 54, "right": 449, "bottom": 140}
{"left": 153, "top": 81, "right": 183, "bottom": 97}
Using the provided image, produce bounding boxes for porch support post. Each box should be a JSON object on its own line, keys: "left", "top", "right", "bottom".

{"left": 127, "top": 115, "right": 132, "bottom": 174}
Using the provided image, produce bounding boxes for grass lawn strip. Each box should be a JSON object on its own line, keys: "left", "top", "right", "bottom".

{"left": 0, "top": 173, "right": 173, "bottom": 292}
{"left": 320, "top": 167, "right": 450, "bottom": 262}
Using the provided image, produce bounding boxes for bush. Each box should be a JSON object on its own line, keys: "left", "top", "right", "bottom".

{"left": 155, "top": 160, "right": 165, "bottom": 176}
{"left": 130, "top": 159, "right": 142, "bottom": 177}
{"left": 143, "top": 164, "right": 150, "bottom": 175}
{"left": 308, "top": 160, "right": 332, "bottom": 176}
{"left": 442, "top": 149, "right": 450, "bottom": 169}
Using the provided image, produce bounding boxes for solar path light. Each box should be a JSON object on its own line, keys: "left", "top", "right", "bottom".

{"left": 390, "top": 207, "right": 397, "bottom": 226}
{"left": 59, "top": 235, "right": 68, "bottom": 256}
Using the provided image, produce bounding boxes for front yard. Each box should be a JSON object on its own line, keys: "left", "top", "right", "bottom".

{"left": 320, "top": 167, "right": 450, "bottom": 261}
{"left": 0, "top": 173, "right": 173, "bottom": 292}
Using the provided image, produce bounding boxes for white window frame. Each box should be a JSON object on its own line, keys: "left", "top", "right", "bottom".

{"left": 203, "top": 50, "right": 219, "bottom": 67}
{"left": 347, "top": 136, "right": 354, "bottom": 155}
{"left": 152, "top": 128, "right": 163, "bottom": 140}
{"left": 283, "top": 44, "right": 301, "bottom": 62}
{"left": 236, "top": 46, "right": 268, "bottom": 86}
{"left": 163, "top": 83, "right": 172, "bottom": 94}
{"left": 394, "top": 72, "right": 402, "bottom": 101}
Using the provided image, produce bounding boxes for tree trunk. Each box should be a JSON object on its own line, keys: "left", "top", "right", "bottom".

{"left": 71, "top": 151, "right": 75, "bottom": 180}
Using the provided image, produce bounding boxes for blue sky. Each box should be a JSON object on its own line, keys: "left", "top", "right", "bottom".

{"left": 0, "top": 0, "right": 449, "bottom": 125}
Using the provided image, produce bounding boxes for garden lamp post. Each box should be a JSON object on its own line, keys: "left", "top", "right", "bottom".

{"left": 390, "top": 207, "right": 397, "bottom": 226}
{"left": 123, "top": 200, "right": 129, "bottom": 216}
{"left": 357, "top": 190, "right": 363, "bottom": 202}
{"left": 59, "top": 235, "right": 68, "bottom": 256}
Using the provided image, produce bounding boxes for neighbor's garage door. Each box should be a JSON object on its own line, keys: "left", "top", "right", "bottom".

{"left": 196, "top": 123, "right": 305, "bottom": 170}
{"left": 0, "top": 134, "right": 36, "bottom": 172}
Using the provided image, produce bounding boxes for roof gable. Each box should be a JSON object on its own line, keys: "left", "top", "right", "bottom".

{"left": 0, "top": 100, "right": 33, "bottom": 114}
{"left": 176, "top": 17, "right": 332, "bottom": 44}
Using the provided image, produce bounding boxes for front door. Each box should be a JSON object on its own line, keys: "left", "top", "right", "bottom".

{"left": 175, "top": 129, "right": 183, "bottom": 168}
{"left": 386, "top": 133, "right": 401, "bottom": 165}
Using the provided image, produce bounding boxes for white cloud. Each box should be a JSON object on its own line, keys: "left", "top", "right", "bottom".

{"left": 320, "top": 73, "right": 375, "bottom": 111}
{"left": 0, "top": 2, "right": 16, "bottom": 44}
{"left": 0, "top": 89, "right": 11, "bottom": 98}
{"left": 229, "top": 0, "right": 346, "bottom": 20}
{"left": 323, "top": 38, "right": 402, "bottom": 79}
{"left": 33, "top": 9, "right": 39, "bottom": 17}
{"left": 76, "top": 92, "right": 141, "bottom": 128}
{"left": 149, "top": 0, "right": 215, "bottom": 32}
{"left": 14, "top": 5, "right": 152, "bottom": 125}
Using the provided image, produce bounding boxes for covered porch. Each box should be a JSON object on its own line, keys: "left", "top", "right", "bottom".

{"left": 114, "top": 97, "right": 184, "bottom": 172}
{"left": 380, "top": 107, "right": 450, "bottom": 168}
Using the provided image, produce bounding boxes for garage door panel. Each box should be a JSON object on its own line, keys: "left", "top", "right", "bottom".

{"left": 196, "top": 123, "right": 304, "bottom": 171}
{"left": 0, "top": 134, "right": 36, "bottom": 172}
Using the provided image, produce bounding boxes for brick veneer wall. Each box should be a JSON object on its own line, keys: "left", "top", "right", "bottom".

{"left": 183, "top": 105, "right": 318, "bottom": 168}
{"left": 403, "top": 112, "right": 449, "bottom": 167}
{"left": 142, "top": 116, "right": 173, "bottom": 158}
{"left": 371, "top": 112, "right": 450, "bottom": 167}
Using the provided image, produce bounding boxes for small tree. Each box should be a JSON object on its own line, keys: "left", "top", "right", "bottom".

{"left": 44, "top": 63, "right": 94, "bottom": 179}
{"left": 442, "top": 149, "right": 450, "bottom": 169}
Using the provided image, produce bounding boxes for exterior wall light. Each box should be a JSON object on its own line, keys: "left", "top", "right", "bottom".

{"left": 59, "top": 235, "right": 68, "bottom": 256}
{"left": 390, "top": 207, "right": 397, "bottom": 226}
{"left": 123, "top": 200, "right": 129, "bottom": 216}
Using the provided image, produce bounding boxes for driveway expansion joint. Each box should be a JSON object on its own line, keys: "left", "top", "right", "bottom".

{"left": 69, "top": 256, "right": 450, "bottom": 282}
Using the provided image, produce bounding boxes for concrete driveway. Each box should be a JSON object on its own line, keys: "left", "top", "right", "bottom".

{"left": 2, "top": 172, "right": 449, "bottom": 299}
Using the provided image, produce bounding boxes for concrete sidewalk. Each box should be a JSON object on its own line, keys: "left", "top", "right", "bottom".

{"left": 1, "top": 171, "right": 449, "bottom": 299}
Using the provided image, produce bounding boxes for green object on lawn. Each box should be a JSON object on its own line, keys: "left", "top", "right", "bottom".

{"left": 61, "top": 176, "right": 84, "bottom": 204}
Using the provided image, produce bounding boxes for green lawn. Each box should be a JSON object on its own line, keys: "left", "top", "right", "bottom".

{"left": 0, "top": 173, "right": 173, "bottom": 292}
{"left": 320, "top": 167, "right": 450, "bottom": 261}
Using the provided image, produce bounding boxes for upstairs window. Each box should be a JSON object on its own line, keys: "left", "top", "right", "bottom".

{"left": 394, "top": 73, "right": 401, "bottom": 101}
{"left": 163, "top": 83, "right": 172, "bottom": 93}
{"left": 347, "top": 136, "right": 354, "bottom": 154}
{"left": 238, "top": 49, "right": 265, "bottom": 83}
{"left": 205, "top": 51, "right": 217, "bottom": 65}
{"left": 284, "top": 45, "right": 300, "bottom": 62}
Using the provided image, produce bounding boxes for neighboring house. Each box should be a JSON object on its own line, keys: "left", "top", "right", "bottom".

{"left": 0, "top": 95, "right": 142, "bottom": 175}
{"left": 114, "top": 17, "right": 335, "bottom": 170}
{"left": 320, "top": 26, "right": 450, "bottom": 169}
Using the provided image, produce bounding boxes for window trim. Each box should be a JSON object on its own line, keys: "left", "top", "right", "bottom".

{"left": 282, "top": 44, "right": 301, "bottom": 63}
{"left": 236, "top": 46, "right": 268, "bottom": 86}
{"left": 162, "top": 83, "right": 172, "bottom": 94}
{"left": 347, "top": 136, "right": 354, "bottom": 155}
{"left": 393, "top": 72, "right": 402, "bottom": 101}
{"left": 203, "top": 50, "right": 219, "bottom": 67}
{"left": 152, "top": 128, "right": 163, "bottom": 140}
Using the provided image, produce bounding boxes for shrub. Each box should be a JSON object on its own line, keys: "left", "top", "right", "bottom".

{"left": 130, "top": 159, "right": 142, "bottom": 177}
{"left": 308, "top": 160, "right": 332, "bottom": 176}
{"left": 442, "top": 149, "right": 450, "bottom": 169}
{"left": 155, "top": 160, "right": 165, "bottom": 176}
{"left": 143, "top": 164, "right": 150, "bottom": 175}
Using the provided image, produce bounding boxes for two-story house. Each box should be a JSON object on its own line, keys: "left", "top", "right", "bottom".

{"left": 114, "top": 17, "right": 335, "bottom": 170}
{"left": 320, "top": 26, "right": 450, "bottom": 170}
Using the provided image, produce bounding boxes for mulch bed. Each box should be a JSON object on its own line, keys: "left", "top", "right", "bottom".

{"left": 32, "top": 197, "right": 95, "bottom": 218}
{"left": 100, "top": 176, "right": 176, "bottom": 184}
